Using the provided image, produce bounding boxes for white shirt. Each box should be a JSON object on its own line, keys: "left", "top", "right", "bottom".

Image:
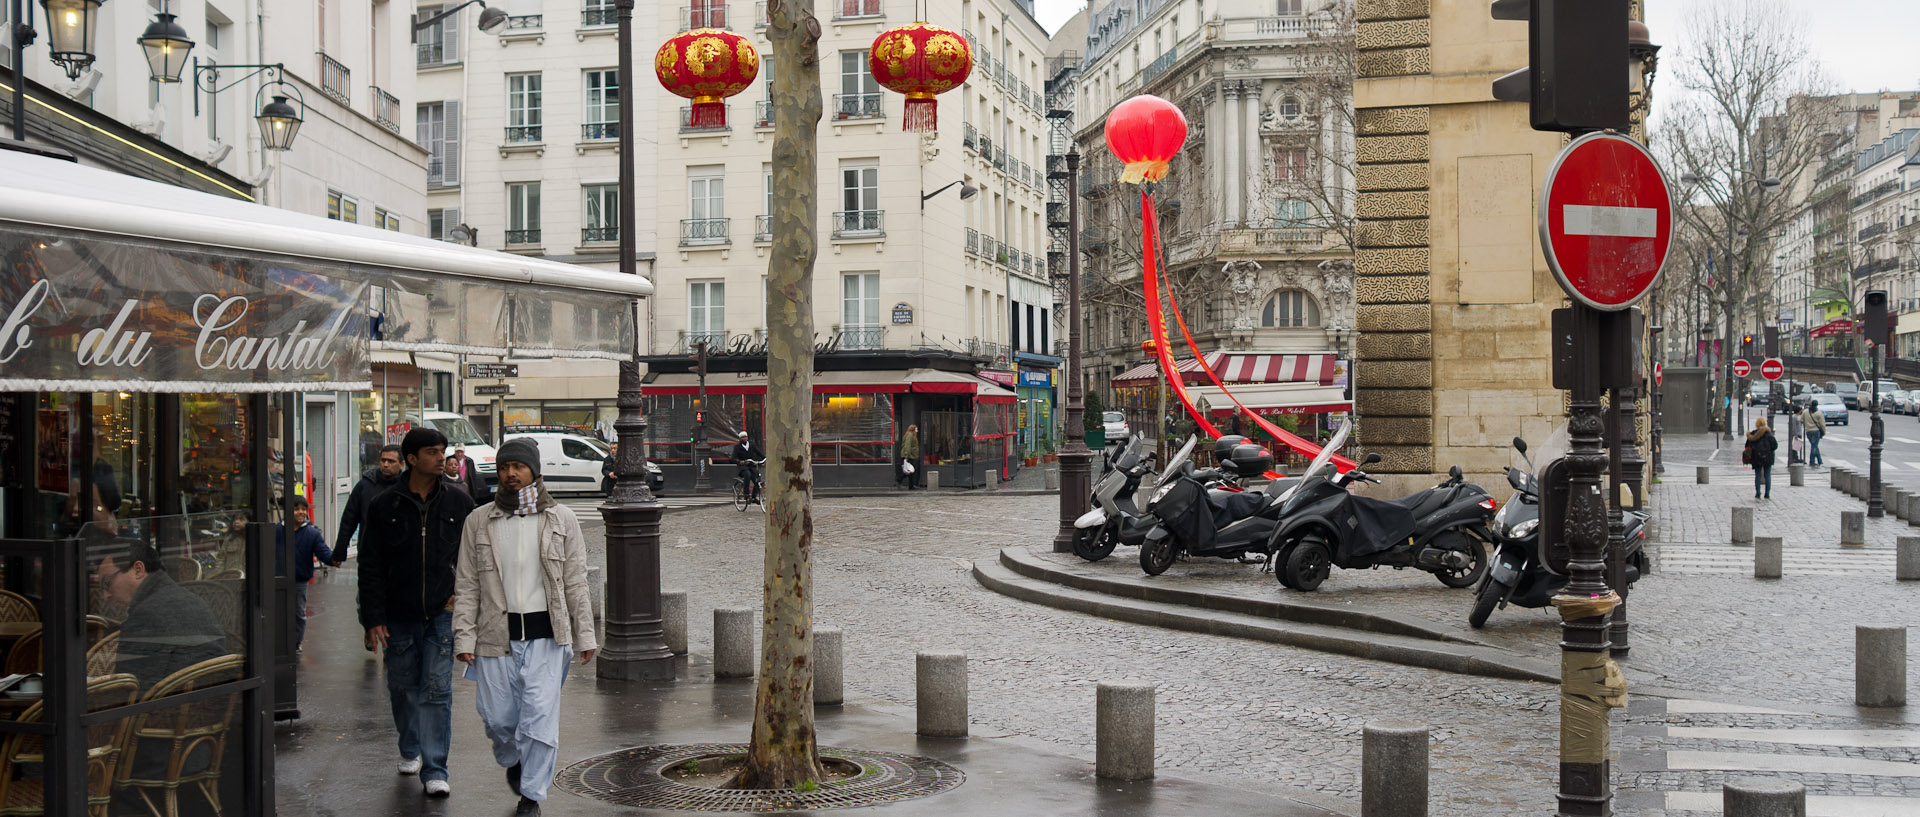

{"left": 494, "top": 513, "right": 548, "bottom": 615}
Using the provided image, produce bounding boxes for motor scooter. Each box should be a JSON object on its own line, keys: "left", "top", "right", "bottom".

{"left": 1071, "top": 435, "right": 1159, "bottom": 561}
{"left": 1270, "top": 455, "right": 1495, "bottom": 591}
{"left": 1134, "top": 426, "right": 1342, "bottom": 576}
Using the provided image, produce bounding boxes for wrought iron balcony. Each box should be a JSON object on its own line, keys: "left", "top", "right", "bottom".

{"left": 832, "top": 210, "right": 884, "bottom": 238}
{"left": 756, "top": 100, "right": 774, "bottom": 127}
{"left": 1142, "top": 47, "right": 1178, "bottom": 84}
{"left": 504, "top": 14, "right": 542, "bottom": 31}
{"left": 505, "top": 125, "right": 543, "bottom": 143}
{"left": 963, "top": 122, "right": 977, "bottom": 150}
{"left": 505, "top": 229, "right": 541, "bottom": 245}
{"left": 832, "top": 92, "right": 883, "bottom": 120}
{"left": 684, "top": 331, "right": 728, "bottom": 352}
{"left": 371, "top": 86, "right": 401, "bottom": 132}
{"left": 839, "top": 326, "right": 883, "bottom": 350}
{"left": 680, "top": 4, "right": 729, "bottom": 29}
{"left": 680, "top": 218, "right": 731, "bottom": 245}
{"left": 965, "top": 228, "right": 981, "bottom": 256}
{"left": 834, "top": 0, "right": 881, "bottom": 19}
{"left": 417, "top": 42, "right": 449, "bottom": 67}
{"left": 581, "top": 122, "right": 619, "bottom": 140}
{"left": 754, "top": 215, "right": 772, "bottom": 242}
{"left": 679, "top": 105, "right": 732, "bottom": 132}
{"left": 582, "top": 6, "right": 616, "bottom": 26}
{"left": 581, "top": 226, "right": 617, "bottom": 243}
{"left": 319, "top": 52, "right": 350, "bottom": 105}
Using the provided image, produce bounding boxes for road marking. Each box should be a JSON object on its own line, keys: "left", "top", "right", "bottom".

{"left": 1665, "top": 791, "right": 1920, "bottom": 816}
{"left": 1830, "top": 458, "right": 1857, "bottom": 469}
{"left": 1664, "top": 699, "right": 1809, "bottom": 716}
{"left": 1668, "top": 750, "right": 1920, "bottom": 777}
{"left": 1893, "top": 437, "right": 1920, "bottom": 444}
{"left": 1668, "top": 726, "right": 1920, "bottom": 748}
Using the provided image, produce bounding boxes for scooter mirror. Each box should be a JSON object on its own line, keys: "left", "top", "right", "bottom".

{"left": 1364, "top": 452, "right": 1382, "bottom": 465}
{"left": 1513, "top": 437, "right": 1527, "bottom": 455}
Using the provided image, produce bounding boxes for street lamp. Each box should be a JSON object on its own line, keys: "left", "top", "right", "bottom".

{"left": 193, "top": 64, "right": 308, "bottom": 151}
{"left": 256, "top": 86, "right": 303, "bottom": 151}
{"left": 40, "top": 0, "right": 102, "bottom": 79}
{"left": 411, "top": 0, "right": 507, "bottom": 40}
{"left": 920, "top": 180, "right": 978, "bottom": 208}
{"left": 136, "top": 9, "right": 195, "bottom": 83}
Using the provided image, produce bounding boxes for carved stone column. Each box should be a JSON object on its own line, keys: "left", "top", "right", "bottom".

{"left": 1243, "top": 83, "right": 1263, "bottom": 223}
{"left": 1223, "top": 82, "right": 1244, "bottom": 226}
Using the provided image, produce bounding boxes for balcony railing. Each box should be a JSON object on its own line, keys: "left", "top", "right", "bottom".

{"left": 505, "top": 125, "right": 543, "bottom": 143}
{"left": 679, "top": 105, "right": 732, "bottom": 132}
{"left": 839, "top": 326, "right": 883, "bottom": 350}
{"left": 504, "top": 14, "right": 542, "bottom": 31}
{"left": 755, "top": 99, "right": 774, "bottom": 127}
{"left": 581, "top": 226, "right": 617, "bottom": 243}
{"left": 505, "top": 229, "right": 541, "bottom": 245}
{"left": 417, "top": 42, "right": 449, "bottom": 67}
{"left": 968, "top": 338, "right": 1010, "bottom": 362}
{"left": 684, "top": 331, "right": 728, "bottom": 351}
{"left": 582, "top": 5, "right": 616, "bottom": 25}
{"left": 1142, "top": 47, "right": 1178, "bottom": 84}
{"left": 834, "top": 0, "right": 881, "bottom": 19}
{"left": 832, "top": 92, "right": 883, "bottom": 120}
{"left": 581, "top": 122, "right": 619, "bottom": 140}
{"left": 680, "top": 218, "right": 731, "bottom": 245}
{"left": 977, "top": 134, "right": 992, "bottom": 156}
{"left": 681, "top": 3, "right": 729, "bottom": 29}
{"left": 992, "top": 146, "right": 1007, "bottom": 170}
{"left": 754, "top": 214, "right": 772, "bottom": 242}
{"left": 318, "top": 52, "right": 350, "bottom": 105}
{"left": 370, "top": 86, "right": 400, "bottom": 132}
{"left": 963, "top": 123, "right": 977, "bottom": 150}
{"left": 832, "top": 210, "right": 884, "bottom": 237}
{"left": 1859, "top": 222, "right": 1889, "bottom": 242}
{"left": 965, "top": 228, "right": 981, "bottom": 256}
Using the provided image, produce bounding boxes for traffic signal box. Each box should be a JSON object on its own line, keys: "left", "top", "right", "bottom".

{"left": 1491, "top": 0, "right": 1631, "bottom": 134}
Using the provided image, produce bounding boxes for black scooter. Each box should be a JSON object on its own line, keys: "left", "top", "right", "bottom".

{"left": 1468, "top": 437, "right": 1648, "bottom": 628}
{"left": 1270, "top": 456, "right": 1495, "bottom": 591}
{"left": 1136, "top": 427, "right": 1339, "bottom": 576}
{"left": 1071, "top": 435, "right": 1158, "bottom": 561}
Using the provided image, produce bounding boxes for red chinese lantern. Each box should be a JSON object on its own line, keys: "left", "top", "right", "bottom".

{"left": 656, "top": 28, "right": 759, "bottom": 129}
{"left": 1104, "top": 94, "right": 1188, "bottom": 184}
{"left": 869, "top": 23, "right": 972, "bottom": 132}
{"left": 1140, "top": 339, "right": 1158, "bottom": 355}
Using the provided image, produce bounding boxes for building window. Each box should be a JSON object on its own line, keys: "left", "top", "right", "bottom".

{"left": 835, "top": 51, "right": 882, "bottom": 119}
{"left": 1279, "top": 95, "right": 1301, "bottom": 120}
{"left": 689, "top": 281, "right": 725, "bottom": 346}
{"left": 417, "top": 101, "right": 460, "bottom": 187}
{"left": 1278, "top": 0, "right": 1302, "bottom": 14}
{"left": 416, "top": 4, "right": 460, "bottom": 67}
{"left": 373, "top": 207, "right": 400, "bottom": 231}
{"left": 506, "top": 72, "right": 542, "bottom": 142}
{"left": 583, "top": 184, "right": 618, "bottom": 243}
{"left": 326, "top": 190, "right": 358, "bottom": 223}
{"left": 1260, "top": 290, "right": 1320, "bottom": 328}
{"left": 836, "top": 165, "right": 881, "bottom": 236}
{"left": 583, "top": 69, "right": 619, "bottom": 139}
{"left": 1273, "top": 147, "right": 1307, "bottom": 183}
{"left": 202, "top": 19, "right": 226, "bottom": 141}
{"left": 842, "top": 272, "right": 881, "bottom": 349}
{"left": 428, "top": 207, "right": 462, "bottom": 241}
{"left": 1271, "top": 198, "right": 1316, "bottom": 227}
{"left": 507, "top": 182, "right": 541, "bottom": 245}
{"left": 685, "top": 167, "right": 726, "bottom": 244}
{"left": 582, "top": 0, "right": 615, "bottom": 26}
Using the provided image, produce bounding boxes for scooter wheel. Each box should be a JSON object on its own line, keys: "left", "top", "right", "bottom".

{"left": 1139, "top": 538, "right": 1178, "bottom": 576}
{"left": 1272, "top": 544, "right": 1298, "bottom": 588}
{"left": 1285, "top": 538, "right": 1331, "bottom": 591}
{"left": 1434, "top": 541, "right": 1488, "bottom": 588}
{"left": 1073, "top": 526, "right": 1118, "bottom": 561}
{"left": 1468, "top": 578, "right": 1506, "bottom": 629}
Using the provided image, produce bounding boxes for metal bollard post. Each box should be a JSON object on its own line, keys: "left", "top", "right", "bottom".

{"left": 714, "top": 608, "right": 755, "bottom": 679}
{"left": 1362, "top": 719, "right": 1429, "bottom": 817}
{"left": 1754, "top": 536, "right": 1783, "bottom": 579}
{"left": 1698, "top": 465, "right": 1711, "bottom": 485}
{"left": 1095, "top": 681, "right": 1156, "bottom": 781}
{"left": 916, "top": 651, "right": 968, "bottom": 737}
{"left": 1731, "top": 507, "right": 1755, "bottom": 545}
{"left": 1723, "top": 778, "right": 1807, "bottom": 817}
{"left": 1900, "top": 537, "right": 1920, "bottom": 581}
{"left": 1842, "top": 511, "right": 1867, "bottom": 547}
{"left": 661, "top": 590, "right": 688, "bottom": 655}
{"left": 1856, "top": 625, "right": 1908, "bottom": 708}
{"left": 815, "top": 627, "right": 843, "bottom": 706}
{"left": 1789, "top": 463, "right": 1805, "bottom": 486}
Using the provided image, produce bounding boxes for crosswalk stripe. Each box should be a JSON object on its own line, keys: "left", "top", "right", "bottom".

{"left": 1664, "top": 699, "right": 1808, "bottom": 716}
{"left": 1668, "top": 727, "right": 1920, "bottom": 748}
{"left": 1664, "top": 791, "right": 1920, "bottom": 816}
{"left": 1830, "top": 458, "right": 1857, "bottom": 469}
{"left": 1668, "top": 750, "right": 1920, "bottom": 777}
{"left": 1893, "top": 437, "right": 1920, "bottom": 444}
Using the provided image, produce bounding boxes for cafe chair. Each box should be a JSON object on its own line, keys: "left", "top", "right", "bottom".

{"left": 162, "top": 557, "right": 201, "bottom": 583}
{"left": 85, "top": 633, "right": 120, "bottom": 680}
{"left": 114, "top": 654, "right": 243, "bottom": 817}
{"left": 3, "top": 630, "right": 41, "bottom": 676}
{"left": 0, "top": 592, "right": 34, "bottom": 625}
{"left": 85, "top": 615, "right": 113, "bottom": 648}
{"left": 177, "top": 583, "right": 239, "bottom": 640}
{"left": 0, "top": 672, "right": 140, "bottom": 817}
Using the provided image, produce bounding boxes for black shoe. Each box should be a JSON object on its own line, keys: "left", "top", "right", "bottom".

{"left": 515, "top": 796, "right": 541, "bottom": 816}
{"left": 506, "top": 762, "right": 522, "bottom": 795}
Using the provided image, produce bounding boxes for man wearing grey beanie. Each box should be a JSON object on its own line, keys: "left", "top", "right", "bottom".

{"left": 452, "top": 438, "right": 596, "bottom": 816}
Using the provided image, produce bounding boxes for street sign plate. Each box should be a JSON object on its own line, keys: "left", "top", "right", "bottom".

{"left": 1654, "top": 362, "right": 1663, "bottom": 386}
{"left": 1539, "top": 131, "right": 1674, "bottom": 311}
{"left": 474, "top": 384, "right": 514, "bottom": 396}
{"left": 1760, "top": 358, "right": 1784, "bottom": 381}
{"left": 1732, "top": 359, "right": 1752, "bottom": 378}
{"left": 467, "top": 363, "right": 519, "bottom": 378}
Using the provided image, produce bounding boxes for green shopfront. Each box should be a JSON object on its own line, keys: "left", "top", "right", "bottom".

{"left": 1014, "top": 355, "right": 1059, "bottom": 456}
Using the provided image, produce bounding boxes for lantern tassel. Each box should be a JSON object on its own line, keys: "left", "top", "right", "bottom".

{"left": 1120, "top": 159, "right": 1171, "bottom": 185}
{"left": 691, "top": 101, "right": 726, "bottom": 128}
{"left": 904, "top": 98, "right": 938, "bottom": 132}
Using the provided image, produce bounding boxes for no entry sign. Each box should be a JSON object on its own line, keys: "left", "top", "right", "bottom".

{"left": 1539, "top": 132, "right": 1674, "bottom": 311}
{"left": 1732, "top": 359, "right": 1752, "bottom": 378}
{"left": 1654, "top": 362, "right": 1663, "bottom": 386}
{"left": 1761, "top": 358, "right": 1784, "bottom": 381}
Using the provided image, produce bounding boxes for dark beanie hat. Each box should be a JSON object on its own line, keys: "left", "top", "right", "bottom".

{"left": 496, "top": 439, "right": 542, "bottom": 479}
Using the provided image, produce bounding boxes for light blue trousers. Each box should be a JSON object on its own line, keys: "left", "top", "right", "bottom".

{"left": 469, "top": 638, "right": 573, "bottom": 801}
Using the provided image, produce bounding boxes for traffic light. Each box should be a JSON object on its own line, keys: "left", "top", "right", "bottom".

{"left": 691, "top": 339, "right": 710, "bottom": 378}
{"left": 1866, "top": 291, "right": 1890, "bottom": 348}
{"left": 1741, "top": 334, "right": 1755, "bottom": 357}
{"left": 1490, "top": 0, "right": 1631, "bottom": 133}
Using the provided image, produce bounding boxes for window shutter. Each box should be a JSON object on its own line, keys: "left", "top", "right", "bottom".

{"left": 443, "top": 100, "right": 461, "bottom": 186}
{"left": 444, "top": 15, "right": 461, "bottom": 63}
{"left": 444, "top": 207, "right": 461, "bottom": 240}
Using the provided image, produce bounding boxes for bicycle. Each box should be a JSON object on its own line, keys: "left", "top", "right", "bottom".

{"left": 731, "top": 459, "right": 766, "bottom": 511}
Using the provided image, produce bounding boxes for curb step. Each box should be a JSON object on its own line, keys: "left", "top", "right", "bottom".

{"left": 971, "top": 556, "right": 1559, "bottom": 684}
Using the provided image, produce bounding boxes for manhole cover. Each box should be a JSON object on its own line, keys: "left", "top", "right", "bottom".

{"left": 555, "top": 743, "right": 965, "bottom": 811}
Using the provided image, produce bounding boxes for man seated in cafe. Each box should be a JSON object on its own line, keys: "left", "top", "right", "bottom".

{"left": 96, "top": 540, "right": 229, "bottom": 693}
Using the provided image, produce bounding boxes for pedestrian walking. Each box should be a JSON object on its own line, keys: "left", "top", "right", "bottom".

{"left": 339, "top": 444, "right": 403, "bottom": 651}
{"left": 898, "top": 424, "right": 921, "bottom": 490}
{"left": 359, "top": 427, "right": 476, "bottom": 797}
{"left": 277, "top": 496, "right": 333, "bottom": 653}
{"left": 1745, "top": 418, "right": 1778, "bottom": 500}
{"left": 446, "top": 444, "right": 490, "bottom": 502}
{"left": 1802, "top": 403, "right": 1825, "bottom": 466}
{"left": 600, "top": 441, "right": 619, "bottom": 495}
{"left": 453, "top": 440, "right": 597, "bottom": 817}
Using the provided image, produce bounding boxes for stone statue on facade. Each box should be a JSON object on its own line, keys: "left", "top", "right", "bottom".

{"left": 1224, "top": 260, "right": 1263, "bottom": 331}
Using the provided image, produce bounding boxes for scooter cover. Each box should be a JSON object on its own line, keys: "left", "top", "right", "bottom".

{"left": 1332, "top": 494, "right": 1420, "bottom": 562}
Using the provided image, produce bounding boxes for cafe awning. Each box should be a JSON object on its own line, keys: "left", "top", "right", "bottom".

{"left": 0, "top": 148, "right": 651, "bottom": 393}
{"left": 1187, "top": 382, "right": 1352, "bottom": 418}
{"left": 1112, "top": 352, "right": 1340, "bottom": 386}
{"left": 1809, "top": 318, "right": 1855, "bottom": 338}
{"left": 643, "top": 368, "right": 1018, "bottom": 402}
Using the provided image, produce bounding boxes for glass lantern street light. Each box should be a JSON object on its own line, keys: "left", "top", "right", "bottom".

{"left": 256, "top": 89, "right": 303, "bottom": 151}
{"left": 41, "top": 0, "right": 105, "bottom": 79}
{"left": 137, "top": 12, "right": 196, "bottom": 83}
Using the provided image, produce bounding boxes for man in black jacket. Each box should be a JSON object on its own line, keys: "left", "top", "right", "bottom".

{"left": 97, "top": 539, "right": 227, "bottom": 693}
{"left": 359, "top": 427, "right": 475, "bottom": 797}
{"left": 730, "top": 432, "right": 762, "bottom": 503}
{"left": 335, "top": 444, "right": 403, "bottom": 561}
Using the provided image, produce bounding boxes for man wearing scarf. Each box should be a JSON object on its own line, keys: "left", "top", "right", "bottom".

{"left": 451, "top": 439, "right": 597, "bottom": 817}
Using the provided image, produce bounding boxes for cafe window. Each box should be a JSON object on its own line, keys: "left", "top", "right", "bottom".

{"left": 811, "top": 393, "right": 894, "bottom": 464}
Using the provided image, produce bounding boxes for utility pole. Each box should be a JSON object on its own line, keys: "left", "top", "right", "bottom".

{"left": 692, "top": 339, "right": 711, "bottom": 493}
{"left": 1866, "top": 290, "right": 1888, "bottom": 517}
{"left": 1052, "top": 151, "right": 1091, "bottom": 552}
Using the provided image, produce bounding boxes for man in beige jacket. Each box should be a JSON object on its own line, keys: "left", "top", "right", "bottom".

{"left": 452, "top": 439, "right": 596, "bottom": 817}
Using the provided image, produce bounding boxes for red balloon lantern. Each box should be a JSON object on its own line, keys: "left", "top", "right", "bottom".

{"left": 869, "top": 23, "right": 972, "bottom": 132}
{"left": 1104, "top": 94, "right": 1188, "bottom": 184}
{"left": 656, "top": 28, "right": 759, "bottom": 129}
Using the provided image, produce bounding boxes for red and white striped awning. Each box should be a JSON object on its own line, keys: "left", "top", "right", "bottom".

{"left": 1112, "top": 353, "right": 1337, "bottom": 385}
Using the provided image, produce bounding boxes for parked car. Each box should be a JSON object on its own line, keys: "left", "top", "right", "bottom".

{"left": 1904, "top": 392, "right": 1920, "bottom": 415}
{"left": 1789, "top": 382, "right": 1820, "bottom": 409}
{"left": 1812, "top": 393, "right": 1849, "bottom": 425}
{"left": 503, "top": 429, "right": 665, "bottom": 495}
{"left": 1748, "top": 381, "right": 1771, "bottom": 406}
{"left": 1102, "top": 411, "right": 1130, "bottom": 438}
{"left": 1827, "top": 381, "right": 1861, "bottom": 410}
{"left": 397, "top": 411, "right": 500, "bottom": 488}
{"left": 1884, "top": 390, "right": 1912, "bottom": 415}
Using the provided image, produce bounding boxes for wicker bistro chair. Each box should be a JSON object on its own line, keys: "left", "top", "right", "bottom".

{"left": 0, "top": 591, "right": 33, "bottom": 624}
{"left": 114, "top": 654, "right": 244, "bottom": 817}
{"left": 176, "top": 582, "right": 240, "bottom": 640}
{"left": 85, "top": 615, "right": 112, "bottom": 648}
{"left": 163, "top": 558, "right": 201, "bottom": 583}
{"left": 85, "top": 632, "right": 120, "bottom": 680}
{"left": 0, "top": 673, "right": 141, "bottom": 817}
{"left": 2, "top": 629, "right": 41, "bottom": 676}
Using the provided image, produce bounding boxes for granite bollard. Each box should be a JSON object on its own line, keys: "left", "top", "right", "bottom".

{"left": 1789, "top": 463, "right": 1804, "bottom": 486}
{"left": 925, "top": 469, "right": 940, "bottom": 490}
{"left": 661, "top": 590, "right": 688, "bottom": 655}
{"left": 1698, "top": 465, "right": 1711, "bottom": 485}
{"left": 1731, "top": 507, "right": 1755, "bottom": 545}
{"left": 714, "top": 607, "right": 755, "bottom": 679}
{"left": 916, "top": 651, "right": 968, "bottom": 737}
{"left": 1900, "top": 537, "right": 1920, "bottom": 581}
{"left": 815, "top": 628, "right": 843, "bottom": 706}
{"left": 1362, "top": 719, "right": 1429, "bottom": 817}
{"left": 1095, "top": 681, "right": 1155, "bottom": 781}
{"left": 1723, "top": 778, "right": 1807, "bottom": 817}
{"left": 1754, "top": 536, "right": 1783, "bottom": 579}
{"left": 1856, "top": 625, "right": 1908, "bottom": 708}
{"left": 1841, "top": 511, "right": 1867, "bottom": 547}
{"left": 985, "top": 470, "right": 998, "bottom": 490}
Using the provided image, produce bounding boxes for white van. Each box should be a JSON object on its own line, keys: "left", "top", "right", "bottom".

{"left": 408, "top": 411, "right": 499, "bottom": 487}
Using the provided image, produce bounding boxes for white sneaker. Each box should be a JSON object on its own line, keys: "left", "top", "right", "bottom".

{"left": 398, "top": 757, "right": 423, "bottom": 775}
{"left": 424, "top": 779, "right": 451, "bottom": 797}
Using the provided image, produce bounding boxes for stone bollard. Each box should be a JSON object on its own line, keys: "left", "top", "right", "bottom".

{"left": 1895, "top": 489, "right": 1913, "bottom": 521}
{"left": 916, "top": 651, "right": 968, "bottom": 737}
{"left": 985, "top": 470, "right": 999, "bottom": 490}
{"left": 1731, "top": 507, "right": 1755, "bottom": 545}
{"left": 1831, "top": 467, "right": 1843, "bottom": 490}
{"left": 1856, "top": 625, "right": 1908, "bottom": 708}
{"left": 661, "top": 590, "right": 688, "bottom": 655}
{"left": 925, "top": 469, "right": 940, "bottom": 490}
{"left": 1790, "top": 463, "right": 1805, "bottom": 486}
{"left": 714, "top": 608, "right": 755, "bottom": 679}
{"left": 1044, "top": 468, "right": 1060, "bottom": 491}
{"left": 814, "top": 628, "right": 843, "bottom": 706}
{"left": 1723, "top": 778, "right": 1807, "bottom": 817}
{"left": 1095, "top": 681, "right": 1156, "bottom": 781}
{"left": 1698, "top": 465, "right": 1711, "bottom": 485}
{"left": 1900, "top": 537, "right": 1920, "bottom": 581}
{"left": 1362, "top": 719, "right": 1429, "bottom": 817}
{"left": 1842, "top": 511, "right": 1867, "bottom": 547}
{"left": 1754, "top": 536, "right": 1783, "bottom": 580}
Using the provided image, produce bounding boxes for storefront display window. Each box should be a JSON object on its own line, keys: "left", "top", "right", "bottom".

{"left": 642, "top": 394, "right": 765, "bottom": 463}
{"left": 182, "top": 395, "right": 254, "bottom": 518}
{"left": 812, "top": 394, "right": 893, "bottom": 464}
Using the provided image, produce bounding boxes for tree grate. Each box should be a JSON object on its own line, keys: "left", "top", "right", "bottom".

{"left": 554, "top": 743, "right": 965, "bottom": 811}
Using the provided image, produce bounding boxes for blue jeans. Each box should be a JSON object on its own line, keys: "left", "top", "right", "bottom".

{"left": 1754, "top": 464, "right": 1772, "bottom": 498}
{"left": 1808, "top": 432, "right": 1823, "bottom": 465}
{"left": 385, "top": 611, "right": 455, "bottom": 782}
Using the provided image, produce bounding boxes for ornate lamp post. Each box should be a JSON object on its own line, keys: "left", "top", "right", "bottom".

{"left": 1052, "top": 151, "right": 1092, "bottom": 552}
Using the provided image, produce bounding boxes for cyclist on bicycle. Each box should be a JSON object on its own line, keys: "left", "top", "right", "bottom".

{"left": 731, "top": 431, "right": 763, "bottom": 503}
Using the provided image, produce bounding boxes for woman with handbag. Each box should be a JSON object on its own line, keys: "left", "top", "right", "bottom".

{"left": 1745, "top": 418, "right": 1778, "bottom": 500}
